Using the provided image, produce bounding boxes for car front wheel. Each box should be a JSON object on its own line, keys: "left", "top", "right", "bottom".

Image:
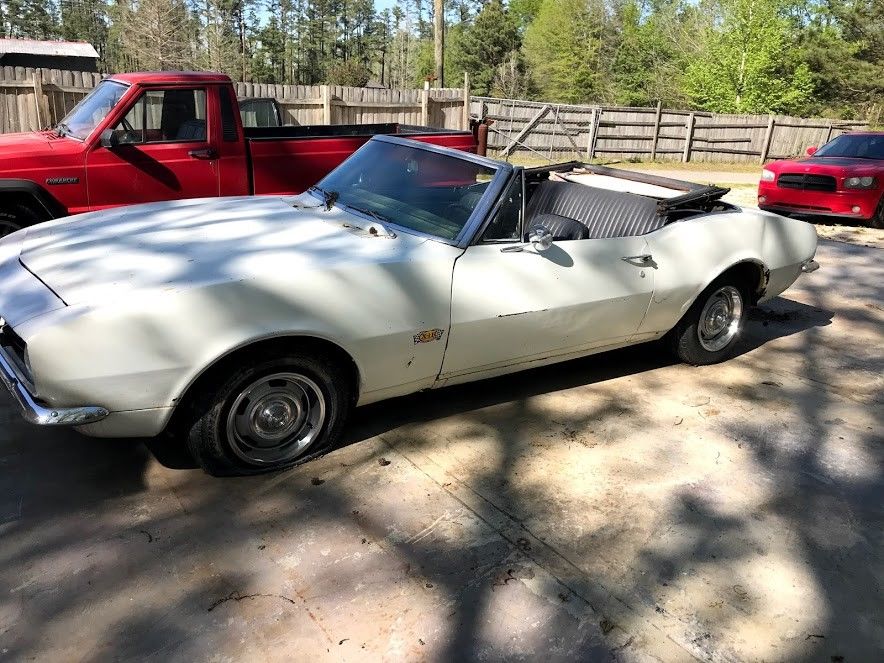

{"left": 186, "top": 352, "right": 352, "bottom": 476}
{"left": 668, "top": 278, "right": 749, "bottom": 365}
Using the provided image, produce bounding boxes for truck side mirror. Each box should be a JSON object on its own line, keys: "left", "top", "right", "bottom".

{"left": 99, "top": 128, "right": 119, "bottom": 149}
{"left": 805, "top": 146, "right": 817, "bottom": 156}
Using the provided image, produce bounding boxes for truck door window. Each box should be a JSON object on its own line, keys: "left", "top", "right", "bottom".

{"left": 112, "top": 89, "right": 207, "bottom": 145}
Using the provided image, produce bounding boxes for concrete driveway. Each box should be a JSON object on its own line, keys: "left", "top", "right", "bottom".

{"left": 1, "top": 237, "right": 881, "bottom": 662}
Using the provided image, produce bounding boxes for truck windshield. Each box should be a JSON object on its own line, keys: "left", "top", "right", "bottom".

{"left": 814, "top": 134, "right": 884, "bottom": 160}
{"left": 312, "top": 140, "right": 497, "bottom": 241}
{"left": 58, "top": 80, "right": 129, "bottom": 140}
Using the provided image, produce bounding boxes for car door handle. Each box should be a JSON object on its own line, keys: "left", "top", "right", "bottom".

{"left": 621, "top": 254, "right": 654, "bottom": 265}
{"left": 188, "top": 148, "right": 218, "bottom": 160}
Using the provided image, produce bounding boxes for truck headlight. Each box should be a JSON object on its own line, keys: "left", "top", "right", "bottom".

{"left": 844, "top": 176, "right": 876, "bottom": 189}
{"left": 761, "top": 169, "right": 775, "bottom": 182}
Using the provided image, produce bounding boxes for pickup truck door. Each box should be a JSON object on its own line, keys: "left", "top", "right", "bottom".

{"left": 85, "top": 86, "right": 220, "bottom": 209}
{"left": 439, "top": 176, "right": 655, "bottom": 383}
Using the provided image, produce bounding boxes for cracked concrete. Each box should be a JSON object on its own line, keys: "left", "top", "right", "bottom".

{"left": 0, "top": 236, "right": 881, "bottom": 662}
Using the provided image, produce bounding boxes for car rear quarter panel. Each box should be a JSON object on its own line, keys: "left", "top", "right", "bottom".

{"left": 639, "top": 209, "right": 817, "bottom": 334}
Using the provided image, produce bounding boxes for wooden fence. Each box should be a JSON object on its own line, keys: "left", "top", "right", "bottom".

{"left": 472, "top": 96, "right": 869, "bottom": 164}
{"left": 0, "top": 66, "right": 471, "bottom": 134}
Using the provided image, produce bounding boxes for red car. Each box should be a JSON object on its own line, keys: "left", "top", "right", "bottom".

{"left": 757, "top": 131, "right": 884, "bottom": 228}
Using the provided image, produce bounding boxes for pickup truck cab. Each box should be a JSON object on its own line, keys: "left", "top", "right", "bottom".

{"left": 0, "top": 72, "right": 477, "bottom": 237}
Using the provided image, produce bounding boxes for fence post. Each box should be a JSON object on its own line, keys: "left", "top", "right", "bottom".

{"left": 321, "top": 85, "right": 332, "bottom": 124}
{"left": 462, "top": 72, "right": 470, "bottom": 130}
{"left": 759, "top": 115, "right": 776, "bottom": 163}
{"left": 32, "top": 68, "right": 50, "bottom": 130}
{"left": 421, "top": 81, "right": 430, "bottom": 126}
{"left": 824, "top": 121, "right": 833, "bottom": 144}
{"left": 682, "top": 112, "right": 696, "bottom": 163}
{"left": 650, "top": 100, "right": 662, "bottom": 161}
{"left": 587, "top": 107, "right": 600, "bottom": 161}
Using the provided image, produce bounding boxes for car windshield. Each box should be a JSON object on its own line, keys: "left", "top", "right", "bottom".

{"left": 814, "top": 134, "right": 884, "bottom": 160}
{"left": 57, "top": 80, "right": 129, "bottom": 140}
{"left": 312, "top": 140, "right": 498, "bottom": 241}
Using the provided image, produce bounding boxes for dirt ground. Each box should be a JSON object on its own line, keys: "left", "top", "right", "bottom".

{"left": 1, "top": 225, "right": 882, "bottom": 661}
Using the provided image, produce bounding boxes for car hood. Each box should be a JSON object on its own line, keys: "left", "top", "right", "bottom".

{"left": 769, "top": 157, "right": 882, "bottom": 174}
{"left": 18, "top": 194, "right": 430, "bottom": 306}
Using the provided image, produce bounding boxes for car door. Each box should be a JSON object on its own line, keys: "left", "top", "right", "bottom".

{"left": 86, "top": 86, "right": 220, "bottom": 209}
{"left": 439, "top": 174, "right": 655, "bottom": 382}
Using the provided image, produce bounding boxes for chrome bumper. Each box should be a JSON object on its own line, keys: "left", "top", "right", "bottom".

{"left": 801, "top": 259, "right": 820, "bottom": 274}
{"left": 0, "top": 344, "right": 109, "bottom": 426}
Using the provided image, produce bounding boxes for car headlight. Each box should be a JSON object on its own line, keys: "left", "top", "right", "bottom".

{"left": 844, "top": 176, "right": 877, "bottom": 189}
{"left": 761, "top": 169, "right": 775, "bottom": 182}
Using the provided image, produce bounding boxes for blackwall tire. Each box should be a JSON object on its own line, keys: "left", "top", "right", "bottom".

{"left": 186, "top": 352, "right": 352, "bottom": 477}
{"left": 668, "top": 277, "right": 750, "bottom": 365}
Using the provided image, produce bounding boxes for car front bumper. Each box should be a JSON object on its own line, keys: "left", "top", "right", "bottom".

{"left": 757, "top": 182, "right": 881, "bottom": 221}
{"left": 0, "top": 341, "right": 109, "bottom": 426}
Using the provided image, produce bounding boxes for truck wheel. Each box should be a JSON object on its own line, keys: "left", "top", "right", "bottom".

{"left": 0, "top": 203, "right": 40, "bottom": 238}
{"left": 668, "top": 277, "right": 749, "bottom": 365}
{"left": 186, "top": 352, "right": 352, "bottom": 476}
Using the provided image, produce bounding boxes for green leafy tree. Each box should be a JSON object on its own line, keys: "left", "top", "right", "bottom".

{"left": 60, "top": 0, "right": 108, "bottom": 65}
{"left": 523, "top": 0, "right": 604, "bottom": 104}
{"left": 685, "top": 0, "right": 813, "bottom": 114}
{"left": 454, "top": 0, "right": 520, "bottom": 96}
{"left": 4, "top": 0, "right": 59, "bottom": 39}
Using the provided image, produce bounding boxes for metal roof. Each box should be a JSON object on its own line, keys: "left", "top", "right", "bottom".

{"left": 0, "top": 39, "right": 99, "bottom": 58}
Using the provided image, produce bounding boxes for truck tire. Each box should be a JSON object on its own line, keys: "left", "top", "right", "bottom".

{"left": 186, "top": 351, "right": 352, "bottom": 476}
{"left": 0, "top": 202, "right": 41, "bottom": 238}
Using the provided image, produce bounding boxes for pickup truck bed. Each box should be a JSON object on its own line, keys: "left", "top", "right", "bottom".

{"left": 245, "top": 124, "right": 478, "bottom": 194}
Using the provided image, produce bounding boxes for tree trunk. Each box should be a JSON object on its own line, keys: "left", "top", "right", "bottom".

{"left": 433, "top": 0, "right": 444, "bottom": 87}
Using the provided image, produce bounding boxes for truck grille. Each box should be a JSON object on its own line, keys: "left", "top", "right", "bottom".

{"left": 777, "top": 173, "right": 837, "bottom": 192}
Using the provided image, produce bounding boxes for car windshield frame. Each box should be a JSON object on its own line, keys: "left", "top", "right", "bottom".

{"left": 57, "top": 79, "right": 130, "bottom": 141}
{"left": 308, "top": 136, "right": 512, "bottom": 247}
{"left": 814, "top": 134, "right": 884, "bottom": 160}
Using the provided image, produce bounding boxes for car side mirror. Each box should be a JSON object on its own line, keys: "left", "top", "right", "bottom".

{"left": 99, "top": 128, "right": 119, "bottom": 149}
{"left": 528, "top": 225, "right": 553, "bottom": 252}
{"left": 805, "top": 146, "right": 817, "bottom": 156}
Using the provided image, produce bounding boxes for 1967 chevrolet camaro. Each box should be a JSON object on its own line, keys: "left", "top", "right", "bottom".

{"left": 0, "top": 136, "right": 819, "bottom": 475}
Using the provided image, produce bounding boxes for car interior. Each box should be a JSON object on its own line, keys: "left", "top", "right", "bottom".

{"left": 488, "top": 166, "right": 737, "bottom": 244}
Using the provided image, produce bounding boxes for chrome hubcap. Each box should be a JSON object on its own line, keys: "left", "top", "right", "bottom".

{"left": 698, "top": 286, "right": 743, "bottom": 352}
{"left": 226, "top": 372, "right": 326, "bottom": 465}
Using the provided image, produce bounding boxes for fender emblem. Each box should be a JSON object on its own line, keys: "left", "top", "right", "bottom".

{"left": 413, "top": 328, "right": 444, "bottom": 344}
{"left": 46, "top": 177, "right": 79, "bottom": 185}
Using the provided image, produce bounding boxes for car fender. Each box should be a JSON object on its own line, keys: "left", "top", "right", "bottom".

{"left": 639, "top": 209, "right": 814, "bottom": 334}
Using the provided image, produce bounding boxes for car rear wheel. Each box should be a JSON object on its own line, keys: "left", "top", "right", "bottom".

{"left": 668, "top": 278, "right": 749, "bottom": 365}
{"left": 186, "top": 352, "right": 352, "bottom": 476}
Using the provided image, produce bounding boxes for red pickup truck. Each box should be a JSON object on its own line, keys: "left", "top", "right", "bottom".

{"left": 0, "top": 72, "right": 478, "bottom": 238}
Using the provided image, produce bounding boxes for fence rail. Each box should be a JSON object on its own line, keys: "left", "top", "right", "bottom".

{"left": 0, "top": 67, "right": 471, "bottom": 134}
{"left": 471, "top": 96, "right": 868, "bottom": 164}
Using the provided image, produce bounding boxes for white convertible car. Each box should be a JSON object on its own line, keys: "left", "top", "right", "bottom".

{"left": 0, "top": 136, "right": 818, "bottom": 475}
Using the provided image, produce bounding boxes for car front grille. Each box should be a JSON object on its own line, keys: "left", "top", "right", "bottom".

{"left": 777, "top": 173, "right": 837, "bottom": 192}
